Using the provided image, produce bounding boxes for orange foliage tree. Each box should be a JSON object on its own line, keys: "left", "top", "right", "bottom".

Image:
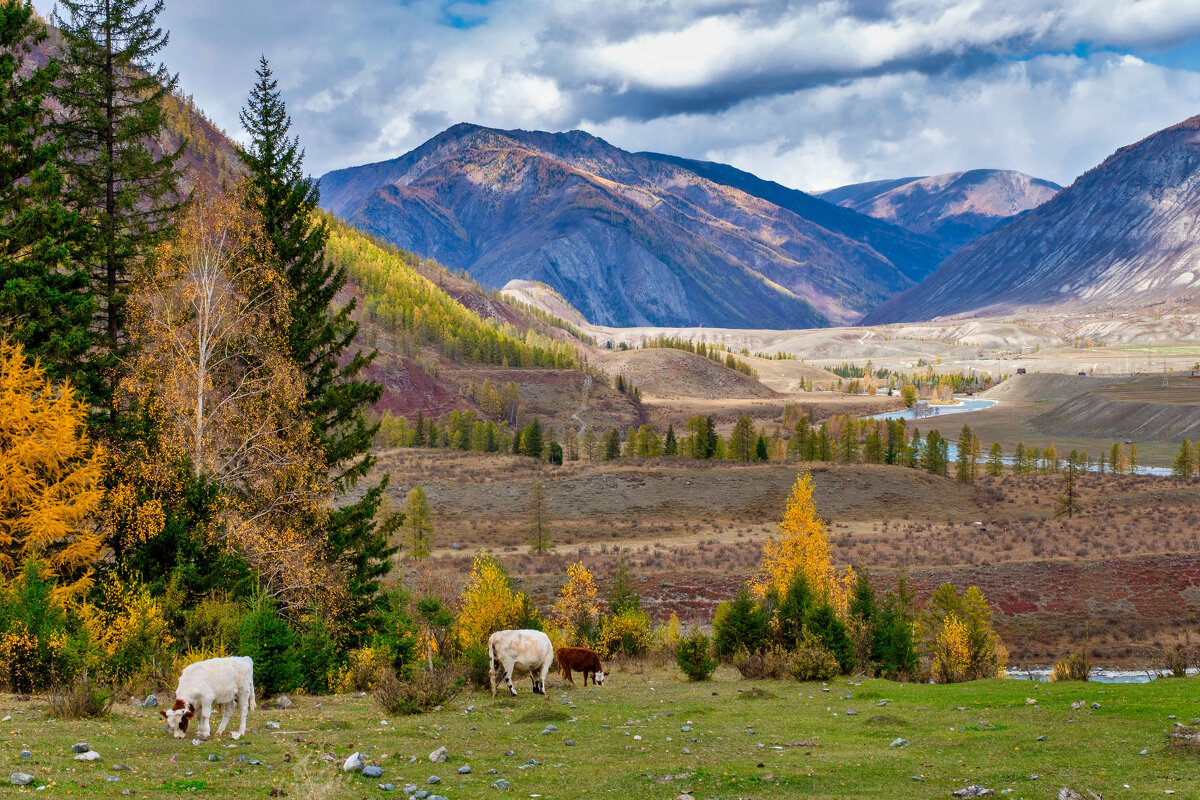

{"left": 753, "top": 471, "right": 854, "bottom": 614}
{"left": 121, "top": 186, "right": 334, "bottom": 610}
{"left": 0, "top": 340, "right": 103, "bottom": 598}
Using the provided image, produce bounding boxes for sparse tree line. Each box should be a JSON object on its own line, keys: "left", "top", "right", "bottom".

{"left": 0, "top": 1, "right": 399, "bottom": 701}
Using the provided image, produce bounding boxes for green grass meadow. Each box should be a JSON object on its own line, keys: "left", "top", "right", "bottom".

{"left": 6, "top": 667, "right": 1200, "bottom": 799}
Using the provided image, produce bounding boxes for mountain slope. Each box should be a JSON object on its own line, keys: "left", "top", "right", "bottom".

{"left": 319, "top": 124, "right": 948, "bottom": 329}
{"left": 863, "top": 116, "right": 1200, "bottom": 324}
{"left": 818, "top": 170, "right": 1060, "bottom": 252}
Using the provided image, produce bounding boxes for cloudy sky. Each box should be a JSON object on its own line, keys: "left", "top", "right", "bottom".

{"left": 41, "top": 0, "right": 1200, "bottom": 190}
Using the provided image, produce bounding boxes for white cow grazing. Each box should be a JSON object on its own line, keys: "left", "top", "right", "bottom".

{"left": 488, "top": 629, "right": 554, "bottom": 697}
{"left": 161, "top": 656, "right": 256, "bottom": 739}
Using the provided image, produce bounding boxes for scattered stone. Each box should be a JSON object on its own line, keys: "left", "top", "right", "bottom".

{"left": 467, "top": 705, "right": 475, "bottom": 712}
{"left": 890, "top": 738, "right": 908, "bottom": 748}
{"left": 353, "top": 692, "right": 367, "bottom": 698}
{"left": 504, "top": 750, "right": 514, "bottom": 757}
{"left": 488, "top": 768, "right": 497, "bottom": 775}
{"left": 74, "top": 751, "right": 101, "bottom": 762}
{"left": 681, "top": 748, "right": 691, "bottom": 755}
{"left": 207, "top": 754, "right": 221, "bottom": 762}
{"left": 10, "top": 774, "right": 34, "bottom": 786}
{"left": 402, "top": 784, "right": 418, "bottom": 794}
{"left": 142, "top": 694, "right": 158, "bottom": 708}
{"left": 565, "top": 739, "right": 575, "bottom": 747}
{"left": 1139, "top": 749, "right": 1149, "bottom": 755}
{"left": 343, "top": 752, "right": 365, "bottom": 772}
{"left": 1168, "top": 714, "right": 1176, "bottom": 720}
{"left": 952, "top": 786, "right": 995, "bottom": 798}
{"left": 1091, "top": 702, "right": 1100, "bottom": 710}
{"left": 877, "top": 701, "right": 888, "bottom": 707}
{"left": 71, "top": 743, "right": 90, "bottom": 754}
{"left": 542, "top": 723, "right": 558, "bottom": 733}
{"left": 266, "top": 721, "right": 281, "bottom": 730}
{"left": 249, "top": 760, "right": 261, "bottom": 766}
{"left": 680, "top": 725, "right": 691, "bottom": 732}
{"left": 19, "top": 751, "right": 31, "bottom": 759}
{"left": 429, "top": 746, "right": 449, "bottom": 763}
{"left": 845, "top": 710, "right": 857, "bottom": 716}
{"left": 413, "top": 791, "right": 431, "bottom": 799}
{"left": 379, "top": 784, "right": 394, "bottom": 791}
{"left": 274, "top": 695, "right": 294, "bottom": 709}
{"left": 1071, "top": 701, "right": 1085, "bottom": 711}
{"left": 106, "top": 776, "right": 120, "bottom": 783}
{"left": 363, "top": 766, "right": 384, "bottom": 779}
{"left": 493, "top": 779, "right": 510, "bottom": 790}
{"left": 633, "top": 735, "right": 642, "bottom": 740}
{"left": 458, "top": 766, "right": 471, "bottom": 774}
{"left": 676, "top": 794, "right": 695, "bottom": 800}
{"left": 235, "top": 755, "right": 248, "bottom": 764}
{"left": 427, "top": 775, "right": 441, "bottom": 784}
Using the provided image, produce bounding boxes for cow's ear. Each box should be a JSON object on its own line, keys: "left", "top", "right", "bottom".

{"left": 183, "top": 709, "right": 194, "bottom": 719}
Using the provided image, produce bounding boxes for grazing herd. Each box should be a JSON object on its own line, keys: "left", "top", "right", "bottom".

{"left": 164, "top": 631, "right": 605, "bottom": 738}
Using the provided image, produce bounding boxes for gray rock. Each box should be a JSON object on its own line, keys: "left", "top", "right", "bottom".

{"left": 1169, "top": 714, "right": 1176, "bottom": 719}
{"left": 266, "top": 721, "right": 281, "bottom": 730}
{"left": 1139, "top": 748, "right": 1149, "bottom": 755}
{"left": 493, "top": 778, "right": 510, "bottom": 790}
{"left": 488, "top": 768, "right": 498, "bottom": 775}
{"left": 427, "top": 775, "right": 441, "bottom": 784}
{"left": 1092, "top": 702, "right": 1100, "bottom": 710}
{"left": 74, "top": 751, "right": 101, "bottom": 761}
{"left": 10, "top": 773, "right": 33, "bottom": 786}
{"left": 890, "top": 737, "right": 908, "bottom": 748}
{"left": 680, "top": 725, "right": 691, "bottom": 732}
{"left": 141, "top": 694, "right": 158, "bottom": 708}
{"left": 343, "top": 752, "right": 365, "bottom": 772}
{"left": 676, "top": 794, "right": 695, "bottom": 800}
{"left": 681, "top": 748, "right": 691, "bottom": 755}
{"left": 207, "top": 754, "right": 220, "bottom": 762}
{"left": 235, "top": 755, "right": 247, "bottom": 764}
{"left": 565, "top": 739, "right": 575, "bottom": 747}
{"left": 504, "top": 749, "right": 514, "bottom": 756}
{"left": 106, "top": 776, "right": 120, "bottom": 783}
{"left": 71, "top": 743, "right": 90, "bottom": 753}
{"left": 380, "top": 784, "right": 394, "bottom": 791}
{"left": 429, "top": 746, "right": 448, "bottom": 763}
{"left": 363, "top": 765, "right": 384, "bottom": 778}
{"left": 402, "top": 784, "right": 418, "bottom": 794}
{"left": 952, "top": 786, "right": 995, "bottom": 798}
{"left": 845, "top": 710, "right": 857, "bottom": 716}
{"left": 458, "top": 765, "right": 471, "bottom": 774}
{"left": 413, "top": 791, "right": 431, "bottom": 799}
{"left": 18, "top": 751, "right": 31, "bottom": 759}
{"left": 467, "top": 705, "right": 475, "bottom": 712}
{"left": 542, "top": 723, "right": 558, "bottom": 733}
{"left": 353, "top": 692, "right": 367, "bottom": 698}
{"left": 249, "top": 760, "right": 261, "bottom": 766}
{"left": 274, "top": 695, "right": 294, "bottom": 709}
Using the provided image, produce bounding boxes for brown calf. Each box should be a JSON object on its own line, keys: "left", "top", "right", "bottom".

{"left": 555, "top": 646, "right": 606, "bottom": 686}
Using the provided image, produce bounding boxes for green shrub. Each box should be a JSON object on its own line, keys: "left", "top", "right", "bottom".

{"left": 675, "top": 629, "right": 717, "bottom": 681}
{"left": 0, "top": 560, "right": 80, "bottom": 691}
{"left": 714, "top": 585, "right": 768, "bottom": 658}
{"left": 296, "top": 613, "right": 341, "bottom": 694}
{"left": 732, "top": 645, "right": 793, "bottom": 679}
{"left": 376, "top": 588, "right": 420, "bottom": 679}
{"left": 790, "top": 640, "right": 841, "bottom": 682}
{"left": 458, "top": 642, "right": 491, "bottom": 689}
{"left": 238, "top": 596, "right": 299, "bottom": 697}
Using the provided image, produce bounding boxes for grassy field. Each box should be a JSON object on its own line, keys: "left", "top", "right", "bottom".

{"left": 8, "top": 669, "right": 1200, "bottom": 799}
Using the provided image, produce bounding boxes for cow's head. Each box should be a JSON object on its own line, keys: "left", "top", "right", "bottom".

{"left": 160, "top": 699, "right": 194, "bottom": 738}
{"left": 594, "top": 669, "right": 605, "bottom": 686}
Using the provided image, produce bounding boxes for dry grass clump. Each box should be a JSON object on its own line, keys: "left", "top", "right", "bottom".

{"left": 49, "top": 672, "right": 113, "bottom": 719}
{"left": 373, "top": 666, "right": 462, "bottom": 715}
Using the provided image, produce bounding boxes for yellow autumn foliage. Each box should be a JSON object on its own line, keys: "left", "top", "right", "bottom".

{"left": 551, "top": 561, "right": 600, "bottom": 645}
{"left": 0, "top": 340, "right": 104, "bottom": 598}
{"left": 452, "top": 552, "right": 536, "bottom": 651}
{"left": 931, "top": 614, "right": 971, "bottom": 684}
{"left": 753, "top": 471, "right": 854, "bottom": 615}
{"left": 81, "top": 579, "right": 174, "bottom": 684}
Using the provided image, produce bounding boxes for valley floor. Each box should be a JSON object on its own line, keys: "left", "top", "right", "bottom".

{"left": 9, "top": 671, "right": 1200, "bottom": 798}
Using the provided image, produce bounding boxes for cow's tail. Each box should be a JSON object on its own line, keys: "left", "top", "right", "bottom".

{"left": 487, "top": 634, "right": 497, "bottom": 696}
{"left": 250, "top": 680, "right": 257, "bottom": 711}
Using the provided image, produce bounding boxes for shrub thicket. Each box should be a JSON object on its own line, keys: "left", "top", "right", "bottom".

{"left": 675, "top": 629, "right": 718, "bottom": 681}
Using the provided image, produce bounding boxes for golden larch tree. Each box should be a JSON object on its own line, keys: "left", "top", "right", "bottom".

{"left": 754, "top": 470, "right": 854, "bottom": 614}
{"left": 551, "top": 561, "right": 600, "bottom": 645}
{"left": 0, "top": 341, "right": 103, "bottom": 598}
{"left": 452, "top": 551, "right": 536, "bottom": 650}
{"left": 122, "top": 185, "right": 334, "bottom": 610}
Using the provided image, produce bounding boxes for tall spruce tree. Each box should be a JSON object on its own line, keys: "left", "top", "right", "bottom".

{"left": 54, "top": 0, "right": 182, "bottom": 425}
{"left": 0, "top": 1, "right": 93, "bottom": 381}
{"left": 237, "top": 57, "right": 396, "bottom": 637}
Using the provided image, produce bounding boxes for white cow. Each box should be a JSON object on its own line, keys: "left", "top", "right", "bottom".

{"left": 161, "top": 656, "right": 256, "bottom": 739}
{"left": 488, "top": 629, "right": 554, "bottom": 697}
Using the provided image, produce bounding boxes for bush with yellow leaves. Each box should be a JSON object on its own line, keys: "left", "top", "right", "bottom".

{"left": 550, "top": 561, "right": 600, "bottom": 646}
{"left": 596, "top": 607, "right": 653, "bottom": 659}
{"left": 82, "top": 579, "right": 174, "bottom": 686}
{"left": 451, "top": 552, "right": 540, "bottom": 652}
{"left": 0, "top": 560, "right": 86, "bottom": 692}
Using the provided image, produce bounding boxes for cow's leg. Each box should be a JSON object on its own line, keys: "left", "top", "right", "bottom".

{"left": 562, "top": 665, "right": 574, "bottom": 686}
{"left": 583, "top": 670, "right": 591, "bottom": 687}
{"left": 503, "top": 658, "right": 518, "bottom": 696}
{"left": 216, "top": 702, "right": 233, "bottom": 736}
{"left": 489, "top": 659, "right": 498, "bottom": 698}
{"left": 233, "top": 690, "right": 249, "bottom": 739}
{"left": 537, "top": 657, "right": 552, "bottom": 695}
{"left": 197, "top": 699, "right": 214, "bottom": 738}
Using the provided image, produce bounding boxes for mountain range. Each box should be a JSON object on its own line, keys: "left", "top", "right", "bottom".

{"left": 817, "top": 170, "right": 1061, "bottom": 252}
{"left": 319, "top": 124, "right": 948, "bottom": 329}
{"left": 864, "top": 115, "right": 1200, "bottom": 324}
